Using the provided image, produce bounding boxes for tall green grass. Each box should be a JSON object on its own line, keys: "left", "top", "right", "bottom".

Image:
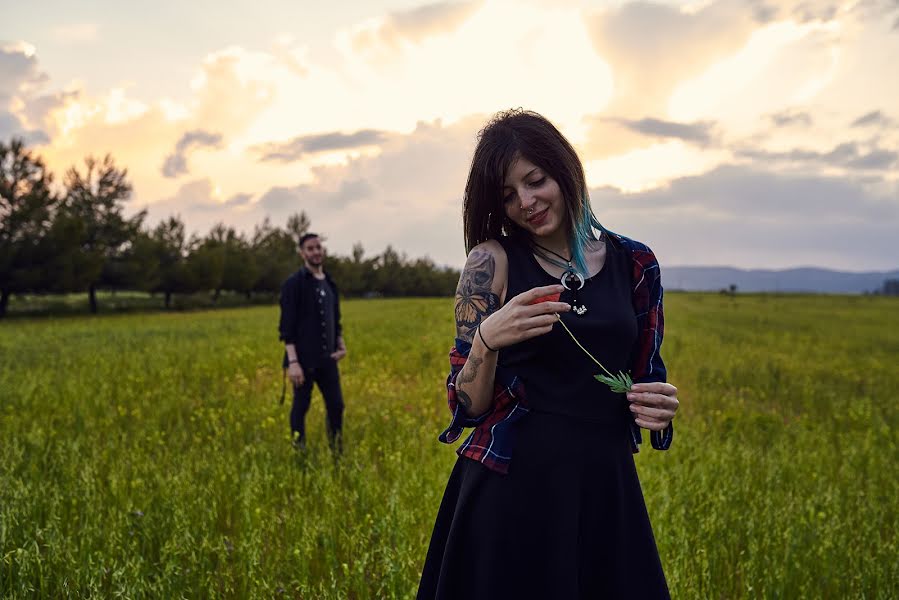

{"left": 1, "top": 294, "right": 897, "bottom": 598}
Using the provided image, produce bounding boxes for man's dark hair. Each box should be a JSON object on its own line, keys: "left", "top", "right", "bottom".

{"left": 298, "top": 233, "right": 319, "bottom": 248}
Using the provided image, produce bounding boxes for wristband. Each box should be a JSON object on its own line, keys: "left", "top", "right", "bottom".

{"left": 477, "top": 326, "right": 498, "bottom": 353}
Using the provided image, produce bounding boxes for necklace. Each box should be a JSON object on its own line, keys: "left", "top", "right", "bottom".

{"left": 531, "top": 242, "right": 588, "bottom": 316}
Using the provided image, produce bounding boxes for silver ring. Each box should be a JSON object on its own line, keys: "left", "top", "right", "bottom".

{"left": 560, "top": 270, "right": 584, "bottom": 291}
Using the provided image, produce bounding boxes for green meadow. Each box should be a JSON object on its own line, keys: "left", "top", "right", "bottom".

{"left": 1, "top": 294, "right": 897, "bottom": 598}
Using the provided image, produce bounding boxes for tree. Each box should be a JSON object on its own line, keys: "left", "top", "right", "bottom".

{"left": 251, "top": 217, "right": 296, "bottom": 294}
{"left": 286, "top": 211, "right": 311, "bottom": 246}
{"left": 149, "top": 216, "right": 190, "bottom": 309}
{"left": 184, "top": 233, "right": 225, "bottom": 295}
{"left": 62, "top": 154, "right": 146, "bottom": 313}
{"left": 115, "top": 230, "right": 161, "bottom": 294}
{"left": 203, "top": 223, "right": 258, "bottom": 300}
{"left": 335, "top": 242, "right": 376, "bottom": 295}
{"left": 0, "top": 139, "right": 57, "bottom": 318}
{"left": 372, "top": 245, "right": 405, "bottom": 295}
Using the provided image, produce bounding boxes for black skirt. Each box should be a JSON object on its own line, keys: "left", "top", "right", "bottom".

{"left": 417, "top": 410, "right": 670, "bottom": 599}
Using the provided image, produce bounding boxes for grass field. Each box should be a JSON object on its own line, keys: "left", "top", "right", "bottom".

{"left": 1, "top": 294, "right": 897, "bottom": 598}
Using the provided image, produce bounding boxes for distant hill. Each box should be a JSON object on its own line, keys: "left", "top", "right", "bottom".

{"left": 663, "top": 266, "right": 899, "bottom": 294}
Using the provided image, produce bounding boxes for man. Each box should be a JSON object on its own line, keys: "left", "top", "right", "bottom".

{"left": 279, "top": 233, "right": 347, "bottom": 450}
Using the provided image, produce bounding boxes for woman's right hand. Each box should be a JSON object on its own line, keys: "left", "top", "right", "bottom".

{"left": 477, "top": 284, "right": 570, "bottom": 351}
{"left": 287, "top": 362, "right": 305, "bottom": 387}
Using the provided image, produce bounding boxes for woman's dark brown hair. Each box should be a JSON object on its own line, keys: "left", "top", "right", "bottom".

{"left": 462, "top": 109, "right": 599, "bottom": 256}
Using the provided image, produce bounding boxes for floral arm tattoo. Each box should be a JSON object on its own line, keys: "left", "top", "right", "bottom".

{"left": 454, "top": 249, "right": 501, "bottom": 343}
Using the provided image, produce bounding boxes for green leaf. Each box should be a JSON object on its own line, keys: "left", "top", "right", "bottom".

{"left": 594, "top": 371, "right": 633, "bottom": 394}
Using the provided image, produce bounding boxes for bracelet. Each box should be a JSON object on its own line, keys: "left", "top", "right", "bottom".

{"left": 288, "top": 360, "right": 299, "bottom": 364}
{"left": 477, "top": 326, "right": 498, "bottom": 353}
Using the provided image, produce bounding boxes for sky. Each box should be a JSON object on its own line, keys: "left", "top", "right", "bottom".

{"left": 2, "top": 0, "right": 898, "bottom": 271}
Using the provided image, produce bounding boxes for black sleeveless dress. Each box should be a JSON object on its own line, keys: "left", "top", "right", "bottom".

{"left": 417, "top": 236, "right": 670, "bottom": 599}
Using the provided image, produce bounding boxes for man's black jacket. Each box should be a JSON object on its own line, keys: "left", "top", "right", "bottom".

{"left": 278, "top": 267, "right": 342, "bottom": 369}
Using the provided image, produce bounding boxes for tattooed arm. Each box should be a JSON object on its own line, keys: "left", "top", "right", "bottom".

{"left": 453, "top": 241, "right": 507, "bottom": 417}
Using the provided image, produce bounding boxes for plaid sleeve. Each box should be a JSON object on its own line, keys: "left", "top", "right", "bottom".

{"left": 438, "top": 339, "right": 528, "bottom": 474}
{"left": 624, "top": 238, "right": 674, "bottom": 452}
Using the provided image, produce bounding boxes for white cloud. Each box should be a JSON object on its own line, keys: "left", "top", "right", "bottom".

{"left": 345, "top": 0, "right": 485, "bottom": 61}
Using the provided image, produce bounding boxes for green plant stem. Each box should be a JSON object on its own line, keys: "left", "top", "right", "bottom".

{"left": 555, "top": 314, "right": 615, "bottom": 378}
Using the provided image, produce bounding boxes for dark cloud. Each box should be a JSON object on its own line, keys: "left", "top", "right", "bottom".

{"left": 257, "top": 178, "right": 373, "bottom": 215}
{"left": 144, "top": 179, "right": 255, "bottom": 238}
{"left": 606, "top": 117, "right": 716, "bottom": 145}
{"left": 749, "top": 0, "right": 843, "bottom": 23}
{"left": 0, "top": 112, "right": 49, "bottom": 145}
{"left": 253, "top": 129, "right": 388, "bottom": 163}
{"left": 791, "top": 1, "right": 840, "bottom": 22}
{"left": 590, "top": 164, "right": 899, "bottom": 270}
{"left": 161, "top": 129, "right": 223, "bottom": 178}
{"left": 0, "top": 44, "right": 48, "bottom": 97}
{"left": 737, "top": 142, "right": 898, "bottom": 171}
{"left": 350, "top": 0, "right": 484, "bottom": 54}
{"left": 748, "top": 0, "right": 778, "bottom": 23}
{"left": 0, "top": 44, "right": 54, "bottom": 145}
{"left": 224, "top": 193, "right": 252, "bottom": 208}
{"left": 854, "top": 0, "right": 899, "bottom": 27}
{"left": 768, "top": 109, "right": 813, "bottom": 128}
{"left": 850, "top": 110, "right": 893, "bottom": 128}
{"left": 160, "top": 154, "right": 188, "bottom": 179}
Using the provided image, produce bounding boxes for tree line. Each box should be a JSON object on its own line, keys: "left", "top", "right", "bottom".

{"left": 0, "top": 138, "right": 460, "bottom": 318}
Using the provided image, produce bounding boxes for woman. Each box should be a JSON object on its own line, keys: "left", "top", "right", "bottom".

{"left": 417, "top": 110, "right": 680, "bottom": 599}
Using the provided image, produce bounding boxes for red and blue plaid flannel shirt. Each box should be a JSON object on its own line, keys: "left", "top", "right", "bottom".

{"left": 438, "top": 234, "right": 674, "bottom": 474}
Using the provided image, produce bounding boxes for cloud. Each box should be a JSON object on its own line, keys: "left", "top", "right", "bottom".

{"left": 786, "top": 1, "right": 841, "bottom": 23}
{"left": 0, "top": 42, "right": 54, "bottom": 143}
{"left": 161, "top": 130, "right": 223, "bottom": 178}
{"left": 258, "top": 178, "right": 374, "bottom": 213}
{"left": 26, "top": 44, "right": 285, "bottom": 217}
{"left": 224, "top": 193, "right": 253, "bottom": 208}
{"left": 737, "top": 141, "right": 898, "bottom": 171}
{"left": 190, "top": 47, "right": 278, "bottom": 133}
{"left": 850, "top": 110, "right": 894, "bottom": 128}
{"left": 186, "top": 117, "right": 479, "bottom": 266}
{"left": 143, "top": 178, "right": 255, "bottom": 235}
{"left": 347, "top": 0, "right": 485, "bottom": 59}
{"left": 604, "top": 117, "right": 717, "bottom": 145}
{"left": 0, "top": 112, "right": 49, "bottom": 145}
{"left": 768, "top": 109, "right": 814, "bottom": 128}
{"left": 253, "top": 129, "right": 389, "bottom": 163}
{"left": 0, "top": 42, "right": 49, "bottom": 96}
{"left": 583, "top": 1, "right": 758, "bottom": 114}
{"left": 591, "top": 164, "right": 899, "bottom": 270}
{"left": 581, "top": 0, "right": 758, "bottom": 158}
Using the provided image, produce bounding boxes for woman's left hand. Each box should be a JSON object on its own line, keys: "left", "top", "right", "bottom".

{"left": 627, "top": 382, "right": 679, "bottom": 431}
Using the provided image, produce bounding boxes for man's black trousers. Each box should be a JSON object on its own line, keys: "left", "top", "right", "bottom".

{"left": 290, "top": 360, "right": 344, "bottom": 447}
